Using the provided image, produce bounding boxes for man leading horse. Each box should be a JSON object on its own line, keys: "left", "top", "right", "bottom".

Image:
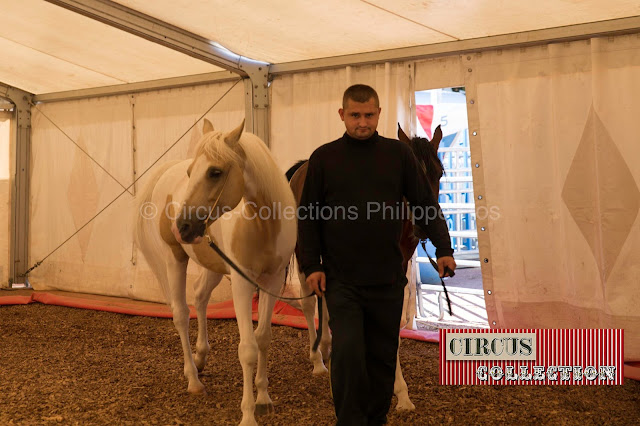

{"left": 297, "top": 84, "right": 456, "bottom": 425}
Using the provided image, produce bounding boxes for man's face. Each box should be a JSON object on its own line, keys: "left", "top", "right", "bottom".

{"left": 339, "top": 98, "right": 381, "bottom": 140}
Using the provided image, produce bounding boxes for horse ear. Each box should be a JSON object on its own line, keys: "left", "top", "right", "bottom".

{"left": 203, "top": 119, "right": 215, "bottom": 134}
{"left": 225, "top": 119, "right": 245, "bottom": 147}
{"left": 397, "top": 123, "right": 411, "bottom": 144}
{"left": 430, "top": 125, "right": 443, "bottom": 151}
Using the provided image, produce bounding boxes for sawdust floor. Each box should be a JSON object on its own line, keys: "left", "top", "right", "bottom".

{"left": 1, "top": 304, "right": 639, "bottom": 425}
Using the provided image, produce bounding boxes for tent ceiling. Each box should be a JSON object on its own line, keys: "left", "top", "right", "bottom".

{"left": 1, "top": 0, "right": 639, "bottom": 96}
{"left": 114, "top": 0, "right": 640, "bottom": 62}
{"left": 0, "top": 0, "right": 223, "bottom": 94}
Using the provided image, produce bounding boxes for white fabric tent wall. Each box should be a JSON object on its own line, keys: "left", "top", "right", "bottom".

{"left": 28, "top": 81, "right": 245, "bottom": 304}
{"left": 464, "top": 34, "right": 640, "bottom": 360}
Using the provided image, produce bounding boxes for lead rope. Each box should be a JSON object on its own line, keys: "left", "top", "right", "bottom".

{"left": 200, "top": 173, "right": 323, "bottom": 350}
{"left": 421, "top": 241, "right": 454, "bottom": 316}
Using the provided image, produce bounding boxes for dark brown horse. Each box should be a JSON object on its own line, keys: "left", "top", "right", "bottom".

{"left": 286, "top": 124, "right": 444, "bottom": 411}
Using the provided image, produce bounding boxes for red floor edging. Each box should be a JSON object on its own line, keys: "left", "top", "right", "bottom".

{"left": 2, "top": 290, "right": 637, "bottom": 380}
{"left": 0, "top": 294, "right": 33, "bottom": 305}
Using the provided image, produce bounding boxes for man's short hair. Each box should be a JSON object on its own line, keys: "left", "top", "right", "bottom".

{"left": 342, "top": 84, "right": 379, "bottom": 109}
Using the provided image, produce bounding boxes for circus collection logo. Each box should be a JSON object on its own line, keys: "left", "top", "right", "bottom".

{"left": 439, "top": 329, "right": 623, "bottom": 385}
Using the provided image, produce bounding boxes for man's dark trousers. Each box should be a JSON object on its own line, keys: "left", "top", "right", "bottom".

{"left": 325, "top": 279, "right": 405, "bottom": 426}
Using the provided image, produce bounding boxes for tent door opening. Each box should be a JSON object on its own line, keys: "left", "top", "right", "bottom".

{"left": 412, "top": 87, "right": 487, "bottom": 330}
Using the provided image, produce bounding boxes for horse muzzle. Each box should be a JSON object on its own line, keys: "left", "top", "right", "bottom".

{"left": 172, "top": 218, "right": 205, "bottom": 244}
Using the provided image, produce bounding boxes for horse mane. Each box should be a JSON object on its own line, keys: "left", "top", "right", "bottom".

{"left": 285, "top": 159, "right": 307, "bottom": 182}
{"left": 196, "top": 129, "right": 294, "bottom": 208}
{"left": 196, "top": 130, "right": 243, "bottom": 169}
{"left": 409, "top": 136, "right": 445, "bottom": 182}
{"left": 240, "top": 133, "right": 295, "bottom": 206}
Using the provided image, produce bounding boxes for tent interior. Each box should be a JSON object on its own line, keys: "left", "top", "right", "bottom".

{"left": 1, "top": 1, "right": 639, "bottom": 373}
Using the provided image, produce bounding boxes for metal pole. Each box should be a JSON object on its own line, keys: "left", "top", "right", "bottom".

{"left": 239, "top": 59, "right": 271, "bottom": 146}
{"left": 1, "top": 84, "right": 34, "bottom": 286}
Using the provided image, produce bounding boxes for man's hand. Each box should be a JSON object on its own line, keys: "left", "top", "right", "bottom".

{"left": 306, "top": 271, "right": 326, "bottom": 297}
{"left": 437, "top": 256, "right": 457, "bottom": 278}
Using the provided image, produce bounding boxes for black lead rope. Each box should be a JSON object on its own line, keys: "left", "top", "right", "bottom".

{"left": 206, "top": 236, "right": 314, "bottom": 302}
{"left": 313, "top": 296, "right": 323, "bottom": 352}
{"left": 421, "top": 241, "right": 454, "bottom": 316}
{"left": 205, "top": 236, "right": 324, "bottom": 352}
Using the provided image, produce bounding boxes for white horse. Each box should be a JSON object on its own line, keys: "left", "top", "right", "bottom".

{"left": 134, "top": 119, "right": 297, "bottom": 426}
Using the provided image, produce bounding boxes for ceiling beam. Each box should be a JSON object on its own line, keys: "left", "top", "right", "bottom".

{"left": 271, "top": 15, "right": 640, "bottom": 75}
{"left": 33, "top": 70, "right": 240, "bottom": 103}
{"left": 0, "top": 97, "right": 14, "bottom": 110}
{"left": 44, "top": 0, "right": 269, "bottom": 76}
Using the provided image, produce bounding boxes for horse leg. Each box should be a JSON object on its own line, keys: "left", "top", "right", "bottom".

{"left": 231, "top": 272, "right": 260, "bottom": 426}
{"left": 404, "top": 254, "right": 417, "bottom": 330}
{"left": 393, "top": 338, "right": 416, "bottom": 411}
{"left": 254, "top": 275, "right": 281, "bottom": 416}
{"left": 319, "top": 296, "right": 331, "bottom": 362}
{"left": 299, "top": 270, "right": 328, "bottom": 375}
{"left": 167, "top": 261, "right": 205, "bottom": 394}
{"left": 394, "top": 262, "right": 416, "bottom": 410}
{"left": 193, "top": 270, "right": 224, "bottom": 372}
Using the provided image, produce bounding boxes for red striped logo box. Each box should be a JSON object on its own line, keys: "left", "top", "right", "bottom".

{"left": 439, "top": 329, "right": 624, "bottom": 385}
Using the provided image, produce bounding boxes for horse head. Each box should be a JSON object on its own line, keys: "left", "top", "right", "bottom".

{"left": 397, "top": 123, "right": 445, "bottom": 242}
{"left": 397, "top": 123, "right": 444, "bottom": 198}
{"left": 173, "top": 119, "right": 247, "bottom": 244}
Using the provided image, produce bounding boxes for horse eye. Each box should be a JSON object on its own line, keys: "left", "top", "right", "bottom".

{"left": 207, "top": 168, "right": 223, "bottom": 179}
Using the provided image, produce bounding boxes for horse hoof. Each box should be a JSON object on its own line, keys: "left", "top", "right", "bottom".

{"left": 312, "top": 365, "right": 329, "bottom": 376}
{"left": 395, "top": 401, "right": 416, "bottom": 411}
{"left": 255, "top": 402, "right": 275, "bottom": 416}
{"left": 187, "top": 382, "right": 206, "bottom": 395}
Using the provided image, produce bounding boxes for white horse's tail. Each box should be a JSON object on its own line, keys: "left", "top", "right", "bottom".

{"left": 133, "top": 161, "right": 181, "bottom": 300}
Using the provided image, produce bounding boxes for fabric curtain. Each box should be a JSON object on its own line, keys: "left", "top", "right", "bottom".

{"left": 465, "top": 34, "right": 640, "bottom": 360}
{"left": 29, "top": 81, "right": 245, "bottom": 304}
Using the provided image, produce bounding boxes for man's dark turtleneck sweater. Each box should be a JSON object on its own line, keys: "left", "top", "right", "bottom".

{"left": 298, "top": 131, "right": 454, "bottom": 286}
